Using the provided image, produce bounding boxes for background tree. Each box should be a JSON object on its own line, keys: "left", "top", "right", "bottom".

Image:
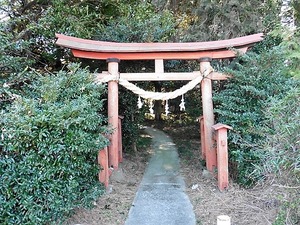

{"left": 186, "top": 0, "right": 280, "bottom": 41}
{"left": 293, "top": 0, "right": 300, "bottom": 25}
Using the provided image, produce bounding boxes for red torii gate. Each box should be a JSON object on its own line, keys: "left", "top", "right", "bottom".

{"left": 56, "top": 33, "right": 263, "bottom": 191}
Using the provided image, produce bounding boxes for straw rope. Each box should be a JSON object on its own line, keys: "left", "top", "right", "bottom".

{"left": 95, "top": 66, "right": 213, "bottom": 100}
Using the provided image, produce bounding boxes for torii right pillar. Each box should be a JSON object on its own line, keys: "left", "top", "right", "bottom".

{"left": 199, "top": 57, "right": 217, "bottom": 172}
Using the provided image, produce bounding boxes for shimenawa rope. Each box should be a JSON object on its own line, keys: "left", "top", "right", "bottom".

{"left": 95, "top": 66, "right": 213, "bottom": 101}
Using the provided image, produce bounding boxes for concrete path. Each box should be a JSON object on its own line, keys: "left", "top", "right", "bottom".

{"left": 125, "top": 127, "right": 196, "bottom": 225}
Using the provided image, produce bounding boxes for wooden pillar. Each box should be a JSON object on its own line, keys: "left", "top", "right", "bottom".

{"left": 199, "top": 57, "right": 216, "bottom": 172}
{"left": 212, "top": 123, "right": 232, "bottom": 191}
{"left": 118, "top": 115, "right": 124, "bottom": 163}
{"left": 98, "top": 147, "right": 109, "bottom": 188}
{"left": 155, "top": 59, "right": 164, "bottom": 73}
{"left": 107, "top": 58, "right": 120, "bottom": 170}
{"left": 199, "top": 116, "right": 206, "bottom": 160}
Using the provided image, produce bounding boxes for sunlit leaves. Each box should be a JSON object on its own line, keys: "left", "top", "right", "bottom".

{"left": 0, "top": 65, "right": 108, "bottom": 224}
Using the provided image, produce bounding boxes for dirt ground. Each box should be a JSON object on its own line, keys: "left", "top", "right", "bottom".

{"left": 64, "top": 150, "right": 148, "bottom": 225}
{"left": 164, "top": 125, "right": 280, "bottom": 225}
{"left": 64, "top": 124, "right": 297, "bottom": 225}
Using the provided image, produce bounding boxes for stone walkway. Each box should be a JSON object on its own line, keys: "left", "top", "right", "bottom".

{"left": 125, "top": 127, "right": 196, "bottom": 225}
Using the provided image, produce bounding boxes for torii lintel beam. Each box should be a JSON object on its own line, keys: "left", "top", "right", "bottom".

{"left": 55, "top": 33, "right": 264, "bottom": 60}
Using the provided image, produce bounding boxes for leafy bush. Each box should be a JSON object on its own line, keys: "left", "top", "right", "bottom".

{"left": 273, "top": 192, "right": 300, "bottom": 225}
{"left": 187, "top": 0, "right": 280, "bottom": 41}
{"left": 0, "top": 64, "right": 109, "bottom": 224}
{"left": 257, "top": 87, "right": 300, "bottom": 224}
{"left": 119, "top": 86, "right": 146, "bottom": 153}
{"left": 96, "top": 2, "right": 176, "bottom": 43}
{"left": 214, "top": 44, "right": 295, "bottom": 186}
{"left": 258, "top": 87, "right": 300, "bottom": 179}
{"left": 0, "top": 21, "right": 37, "bottom": 111}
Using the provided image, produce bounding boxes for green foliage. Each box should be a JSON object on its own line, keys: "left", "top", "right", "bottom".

{"left": 273, "top": 193, "right": 300, "bottom": 225}
{"left": 260, "top": 86, "right": 300, "bottom": 224}
{"left": 0, "top": 0, "right": 145, "bottom": 70}
{"left": 34, "top": 0, "right": 105, "bottom": 39}
{"left": 281, "top": 30, "right": 300, "bottom": 79}
{"left": 292, "top": 0, "right": 300, "bottom": 26}
{"left": 0, "top": 64, "right": 109, "bottom": 224}
{"left": 96, "top": 2, "right": 176, "bottom": 42}
{"left": 0, "top": 25, "right": 36, "bottom": 110}
{"left": 0, "top": 30, "right": 33, "bottom": 74}
{"left": 187, "top": 0, "right": 280, "bottom": 41}
{"left": 29, "top": 0, "right": 114, "bottom": 67}
{"left": 258, "top": 87, "right": 300, "bottom": 180}
{"left": 119, "top": 86, "right": 146, "bottom": 152}
{"left": 214, "top": 43, "right": 295, "bottom": 186}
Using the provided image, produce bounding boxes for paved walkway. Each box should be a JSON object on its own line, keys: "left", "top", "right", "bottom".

{"left": 125, "top": 127, "right": 196, "bottom": 225}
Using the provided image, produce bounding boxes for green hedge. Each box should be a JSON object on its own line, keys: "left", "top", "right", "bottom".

{"left": 261, "top": 88, "right": 300, "bottom": 225}
{"left": 0, "top": 64, "right": 109, "bottom": 224}
{"left": 259, "top": 87, "right": 300, "bottom": 180}
{"left": 214, "top": 44, "right": 296, "bottom": 186}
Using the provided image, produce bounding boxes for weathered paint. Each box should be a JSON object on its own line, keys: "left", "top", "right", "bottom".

{"left": 212, "top": 123, "right": 233, "bottom": 191}
{"left": 56, "top": 33, "right": 263, "bottom": 53}
{"left": 118, "top": 116, "right": 124, "bottom": 163}
{"left": 96, "top": 71, "right": 229, "bottom": 81}
{"left": 71, "top": 48, "right": 248, "bottom": 60}
{"left": 98, "top": 147, "right": 109, "bottom": 187}
{"left": 200, "top": 58, "right": 216, "bottom": 172}
{"left": 107, "top": 59, "right": 120, "bottom": 170}
{"left": 199, "top": 116, "right": 206, "bottom": 160}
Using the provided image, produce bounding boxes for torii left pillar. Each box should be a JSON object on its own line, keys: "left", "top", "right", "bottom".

{"left": 107, "top": 58, "right": 120, "bottom": 170}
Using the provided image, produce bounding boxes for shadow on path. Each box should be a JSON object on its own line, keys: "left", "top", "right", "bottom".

{"left": 125, "top": 127, "right": 196, "bottom": 225}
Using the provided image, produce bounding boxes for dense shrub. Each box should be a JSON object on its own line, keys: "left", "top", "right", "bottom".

{"left": 95, "top": 2, "right": 175, "bottom": 43}
{"left": 258, "top": 87, "right": 300, "bottom": 179}
{"left": 0, "top": 64, "right": 109, "bottom": 224}
{"left": 214, "top": 44, "right": 296, "bottom": 186}
{"left": 260, "top": 87, "right": 300, "bottom": 224}
{"left": 0, "top": 23, "right": 36, "bottom": 110}
{"left": 119, "top": 86, "right": 146, "bottom": 152}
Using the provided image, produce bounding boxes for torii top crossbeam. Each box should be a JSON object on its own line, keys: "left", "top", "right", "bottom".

{"left": 55, "top": 33, "right": 263, "bottom": 60}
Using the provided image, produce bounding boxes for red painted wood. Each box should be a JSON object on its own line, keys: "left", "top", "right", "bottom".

{"left": 98, "top": 147, "right": 109, "bottom": 187}
{"left": 118, "top": 116, "right": 124, "bottom": 163}
{"left": 217, "top": 129, "right": 229, "bottom": 191}
{"left": 107, "top": 60, "right": 119, "bottom": 170}
{"left": 71, "top": 48, "right": 248, "bottom": 60}
{"left": 56, "top": 33, "right": 263, "bottom": 52}
{"left": 200, "top": 59, "right": 216, "bottom": 172}
{"left": 212, "top": 123, "right": 232, "bottom": 191}
{"left": 199, "top": 116, "right": 206, "bottom": 160}
{"left": 212, "top": 123, "right": 233, "bottom": 130}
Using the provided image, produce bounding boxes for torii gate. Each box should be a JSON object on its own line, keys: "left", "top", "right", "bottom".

{"left": 56, "top": 33, "right": 263, "bottom": 190}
